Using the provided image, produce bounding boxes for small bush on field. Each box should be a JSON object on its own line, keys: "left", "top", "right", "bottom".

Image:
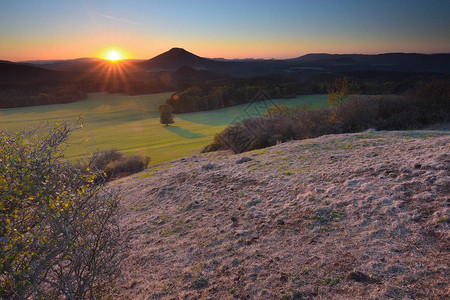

{"left": 204, "top": 79, "right": 449, "bottom": 153}
{"left": 104, "top": 154, "right": 150, "bottom": 178}
{"left": 0, "top": 121, "right": 121, "bottom": 299}
{"left": 92, "top": 149, "right": 124, "bottom": 171}
{"left": 92, "top": 149, "right": 150, "bottom": 180}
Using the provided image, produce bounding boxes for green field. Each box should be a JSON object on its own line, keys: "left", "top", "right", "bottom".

{"left": 0, "top": 93, "right": 328, "bottom": 165}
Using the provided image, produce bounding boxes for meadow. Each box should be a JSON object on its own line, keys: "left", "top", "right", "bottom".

{"left": 0, "top": 92, "right": 327, "bottom": 165}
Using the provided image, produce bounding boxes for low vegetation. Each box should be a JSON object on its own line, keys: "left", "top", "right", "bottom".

{"left": 204, "top": 79, "right": 449, "bottom": 153}
{"left": 0, "top": 121, "right": 121, "bottom": 299}
{"left": 92, "top": 149, "right": 150, "bottom": 180}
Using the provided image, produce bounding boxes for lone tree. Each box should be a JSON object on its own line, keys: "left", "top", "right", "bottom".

{"left": 263, "top": 104, "right": 290, "bottom": 117}
{"left": 327, "top": 76, "right": 360, "bottom": 107}
{"left": 159, "top": 104, "right": 175, "bottom": 126}
{"left": 327, "top": 76, "right": 361, "bottom": 124}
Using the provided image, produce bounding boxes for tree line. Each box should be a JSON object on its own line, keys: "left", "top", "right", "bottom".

{"left": 165, "top": 72, "right": 449, "bottom": 114}
{"left": 2, "top": 65, "right": 448, "bottom": 110}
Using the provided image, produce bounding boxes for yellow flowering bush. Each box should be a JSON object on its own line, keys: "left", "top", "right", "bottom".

{"left": 0, "top": 122, "right": 120, "bottom": 299}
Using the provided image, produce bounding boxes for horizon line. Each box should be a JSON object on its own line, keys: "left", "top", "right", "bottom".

{"left": 6, "top": 50, "right": 450, "bottom": 63}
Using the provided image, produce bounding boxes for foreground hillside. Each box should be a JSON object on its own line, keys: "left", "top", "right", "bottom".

{"left": 113, "top": 129, "right": 449, "bottom": 299}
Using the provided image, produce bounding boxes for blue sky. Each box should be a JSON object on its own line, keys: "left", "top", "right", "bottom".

{"left": 1, "top": 0, "right": 449, "bottom": 60}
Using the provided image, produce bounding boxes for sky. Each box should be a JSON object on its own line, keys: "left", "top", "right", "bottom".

{"left": 1, "top": 0, "right": 449, "bottom": 61}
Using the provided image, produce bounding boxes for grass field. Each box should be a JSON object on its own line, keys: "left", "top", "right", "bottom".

{"left": 0, "top": 93, "right": 328, "bottom": 165}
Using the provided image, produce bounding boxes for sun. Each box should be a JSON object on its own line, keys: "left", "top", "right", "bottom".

{"left": 98, "top": 47, "right": 130, "bottom": 62}
{"left": 106, "top": 50, "right": 122, "bottom": 62}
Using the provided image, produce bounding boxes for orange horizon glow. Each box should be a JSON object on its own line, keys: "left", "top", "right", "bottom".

{"left": 2, "top": 29, "right": 449, "bottom": 62}
{"left": 98, "top": 47, "right": 129, "bottom": 62}
{"left": 2, "top": 2, "right": 449, "bottom": 62}
{"left": 2, "top": 39, "right": 449, "bottom": 63}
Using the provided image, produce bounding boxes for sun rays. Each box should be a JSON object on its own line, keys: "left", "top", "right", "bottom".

{"left": 75, "top": 48, "right": 137, "bottom": 94}
{"left": 96, "top": 60, "right": 133, "bottom": 93}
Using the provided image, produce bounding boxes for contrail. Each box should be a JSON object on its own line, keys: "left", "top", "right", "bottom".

{"left": 87, "top": 11, "right": 140, "bottom": 25}
{"left": 62, "top": 2, "right": 140, "bottom": 26}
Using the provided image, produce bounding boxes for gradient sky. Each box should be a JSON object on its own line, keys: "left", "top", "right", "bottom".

{"left": 1, "top": 0, "right": 449, "bottom": 61}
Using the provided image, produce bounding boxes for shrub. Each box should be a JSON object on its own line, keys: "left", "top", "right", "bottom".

{"left": 104, "top": 154, "right": 150, "bottom": 179}
{"left": 92, "top": 149, "right": 125, "bottom": 171}
{"left": 333, "top": 96, "right": 378, "bottom": 132}
{"left": 0, "top": 122, "right": 121, "bottom": 299}
{"left": 91, "top": 149, "right": 150, "bottom": 180}
{"left": 203, "top": 105, "right": 334, "bottom": 154}
{"left": 203, "top": 79, "right": 449, "bottom": 154}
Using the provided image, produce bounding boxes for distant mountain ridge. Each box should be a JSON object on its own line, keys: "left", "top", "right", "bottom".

{"left": 139, "top": 49, "right": 450, "bottom": 73}
{"left": 2, "top": 49, "right": 450, "bottom": 109}
{"left": 29, "top": 58, "right": 143, "bottom": 72}
{"left": 288, "top": 53, "right": 450, "bottom": 72}
{"left": 139, "top": 47, "right": 220, "bottom": 71}
{"left": 0, "top": 61, "right": 59, "bottom": 82}
{"left": 10, "top": 48, "right": 450, "bottom": 74}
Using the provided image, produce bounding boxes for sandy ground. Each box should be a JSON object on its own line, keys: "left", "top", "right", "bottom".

{"left": 111, "top": 129, "right": 449, "bottom": 299}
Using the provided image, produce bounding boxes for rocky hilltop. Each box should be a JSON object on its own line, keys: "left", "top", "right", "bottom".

{"left": 113, "top": 129, "right": 449, "bottom": 299}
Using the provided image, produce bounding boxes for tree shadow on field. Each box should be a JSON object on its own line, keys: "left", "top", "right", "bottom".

{"left": 165, "top": 126, "right": 206, "bottom": 139}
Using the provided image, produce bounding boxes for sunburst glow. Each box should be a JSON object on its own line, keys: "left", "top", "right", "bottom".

{"left": 88, "top": 48, "right": 137, "bottom": 94}
{"left": 106, "top": 50, "right": 122, "bottom": 61}
{"left": 99, "top": 47, "right": 129, "bottom": 62}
